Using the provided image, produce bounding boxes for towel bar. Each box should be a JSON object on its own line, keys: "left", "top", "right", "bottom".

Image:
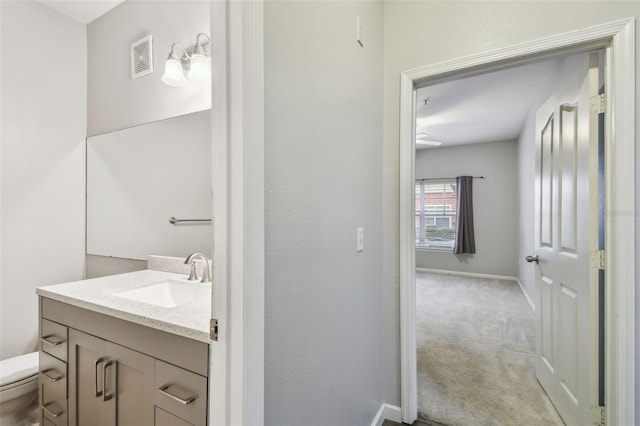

{"left": 169, "top": 216, "right": 212, "bottom": 225}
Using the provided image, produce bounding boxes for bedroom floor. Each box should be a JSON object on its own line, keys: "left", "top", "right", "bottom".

{"left": 414, "top": 271, "right": 564, "bottom": 426}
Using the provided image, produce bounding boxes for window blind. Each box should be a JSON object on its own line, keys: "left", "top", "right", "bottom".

{"left": 415, "top": 180, "right": 457, "bottom": 250}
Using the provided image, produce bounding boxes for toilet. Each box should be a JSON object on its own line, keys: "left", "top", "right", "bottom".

{"left": 0, "top": 352, "right": 39, "bottom": 426}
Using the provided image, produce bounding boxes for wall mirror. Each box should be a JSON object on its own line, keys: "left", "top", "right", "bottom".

{"left": 86, "top": 109, "right": 212, "bottom": 261}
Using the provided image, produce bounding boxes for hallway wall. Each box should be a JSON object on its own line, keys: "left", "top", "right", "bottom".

{"left": 264, "top": 1, "right": 385, "bottom": 424}
{"left": 383, "top": 0, "right": 640, "bottom": 410}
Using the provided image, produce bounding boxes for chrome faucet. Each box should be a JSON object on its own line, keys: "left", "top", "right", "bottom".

{"left": 184, "top": 252, "right": 211, "bottom": 283}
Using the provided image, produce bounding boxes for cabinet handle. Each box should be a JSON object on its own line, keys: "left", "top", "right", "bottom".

{"left": 158, "top": 384, "right": 196, "bottom": 405}
{"left": 43, "top": 402, "right": 64, "bottom": 418}
{"left": 42, "top": 369, "right": 63, "bottom": 382}
{"left": 94, "top": 358, "right": 104, "bottom": 397}
{"left": 41, "top": 335, "right": 64, "bottom": 346}
{"left": 103, "top": 360, "right": 116, "bottom": 402}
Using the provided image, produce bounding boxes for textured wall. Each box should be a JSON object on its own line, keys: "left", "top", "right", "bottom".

{"left": 383, "top": 0, "right": 640, "bottom": 408}
{"left": 264, "top": 1, "right": 384, "bottom": 424}
{"left": 415, "top": 140, "right": 519, "bottom": 277}
{"left": 86, "top": 1, "right": 212, "bottom": 275}
{"left": 0, "top": 1, "right": 87, "bottom": 359}
{"left": 87, "top": 1, "right": 210, "bottom": 136}
{"left": 517, "top": 105, "right": 537, "bottom": 308}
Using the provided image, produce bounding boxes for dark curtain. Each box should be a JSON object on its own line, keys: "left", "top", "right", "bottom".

{"left": 454, "top": 176, "right": 476, "bottom": 254}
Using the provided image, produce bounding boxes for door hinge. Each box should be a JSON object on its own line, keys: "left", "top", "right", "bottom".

{"left": 591, "top": 405, "right": 605, "bottom": 425}
{"left": 591, "top": 94, "right": 605, "bottom": 114}
{"left": 591, "top": 250, "right": 606, "bottom": 270}
{"left": 599, "top": 250, "right": 606, "bottom": 270}
{"left": 210, "top": 318, "right": 219, "bottom": 341}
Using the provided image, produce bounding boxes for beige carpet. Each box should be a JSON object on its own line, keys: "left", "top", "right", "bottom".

{"left": 416, "top": 271, "right": 565, "bottom": 426}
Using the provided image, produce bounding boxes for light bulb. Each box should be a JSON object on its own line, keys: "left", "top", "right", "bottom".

{"left": 162, "top": 58, "right": 187, "bottom": 87}
{"left": 188, "top": 54, "right": 211, "bottom": 82}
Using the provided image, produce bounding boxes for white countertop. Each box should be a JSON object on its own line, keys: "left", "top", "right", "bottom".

{"left": 36, "top": 268, "right": 212, "bottom": 343}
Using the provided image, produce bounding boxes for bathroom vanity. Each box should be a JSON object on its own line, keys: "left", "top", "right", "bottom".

{"left": 36, "top": 265, "right": 212, "bottom": 426}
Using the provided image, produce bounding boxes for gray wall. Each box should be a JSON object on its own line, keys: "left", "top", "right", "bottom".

{"left": 87, "top": 1, "right": 210, "bottom": 136}
{"left": 383, "top": 0, "right": 640, "bottom": 410}
{"left": 85, "top": 255, "right": 147, "bottom": 279}
{"left": 415, "top": 141, "right": 519, "bottom": 277}
{"left": 517, "top": 107, "right": 537, "bottom": 307}
{"left": 264, "top": 1, "right": 384, "bottom": 424}
{"left": 86, "top": 110, "right": 211, "bottom": 261}
{"left": 0, "top": 1, "right": 86, "bottom": 359}
{"left": 86, "top": 1, "right": 211, "bottom": 277}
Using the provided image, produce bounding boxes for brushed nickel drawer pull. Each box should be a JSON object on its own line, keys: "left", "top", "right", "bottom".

{"left": 42, "top": 369, "right": 63, "bottom": 382}
{"left": 159, "top": 384, "right": 196, "bottom": 405}
{"left": 103, "top": 360, "right": 116, "bottom": 402}
{"left": 43, "top": 402, "right": 64, "bottom": 418}
{"left": 41, "top": 335, "right": 64, "bottom": 346}
{"left": 94, "top": 358, "right": 104, "bottom": 397}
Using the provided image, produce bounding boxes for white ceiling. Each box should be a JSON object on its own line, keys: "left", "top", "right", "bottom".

{"left": 415, "top": 58, "right": 560, "bottom": 149}
{"left": 39, "top": 0, "right": 125, "bottom": 24}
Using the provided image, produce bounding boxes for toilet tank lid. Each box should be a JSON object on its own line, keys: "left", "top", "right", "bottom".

{"left": 0, "top": 352, "right": 39, "bottom": 387}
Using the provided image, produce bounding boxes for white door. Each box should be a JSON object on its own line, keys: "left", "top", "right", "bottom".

{"left": 532, "top": 52, "right": 601, "bottom": 426}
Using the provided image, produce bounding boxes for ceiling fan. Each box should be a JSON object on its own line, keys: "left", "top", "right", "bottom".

{"left": 415, "top": 133, "right": 442, "bottom": 147}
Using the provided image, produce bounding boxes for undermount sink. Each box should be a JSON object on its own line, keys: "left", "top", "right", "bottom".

{"left": 113, "top": 280, "right": 210, "bottom": 308}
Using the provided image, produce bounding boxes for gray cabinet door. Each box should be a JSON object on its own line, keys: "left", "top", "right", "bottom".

{"left": 107, "top": 340, "right": 155, "bottom": 425}
{"left": 68, "top": 329, "right": 110, "bottom": 426}
{"left": 68, "top": 330, "right": 155, "bottom": 426}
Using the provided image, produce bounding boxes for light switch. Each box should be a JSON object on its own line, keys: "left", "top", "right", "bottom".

{"left": 357, "top": 227, "right": 364, "bottom": 252}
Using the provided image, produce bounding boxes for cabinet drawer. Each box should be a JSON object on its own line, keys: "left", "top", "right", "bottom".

{"left": 155, "top": 407, "right": 194, "bottom": 426}
{"left": 41, "top": 319, "right": 68, "bottom": 361}
{"left": 42, "top": 415, "right": 63, "bottom": 426}
{"left": 40, "top": 351, "right": 67, "bottom": 399}
{"left": 155, "top": 361, "right": 207, "bottom": 426}
{"left": 40, "top": 351, "right": 68, "bottom": 426}
{"left": 41, "top": 400, "right": 67, "bottom": 426}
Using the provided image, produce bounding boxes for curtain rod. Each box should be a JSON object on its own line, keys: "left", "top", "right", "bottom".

{"left": 417, "top": 176, "right": 485, "bottom": 182}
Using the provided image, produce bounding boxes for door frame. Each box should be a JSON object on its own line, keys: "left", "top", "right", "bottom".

{"left": 209, "top": 1, "right": 265, "bottom": 425}
{"left": 399, "top": 18, "right": 635, "bottom": 425}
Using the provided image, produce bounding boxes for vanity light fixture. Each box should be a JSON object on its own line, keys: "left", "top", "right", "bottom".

{"left": 161, "top": 33, "right": 211, "bottom": 87}
{"left": 161, "top": 43, "right": 189, "bottom": 87}
{"left": 188, "top": 33, "right": 211, "bottom": 82}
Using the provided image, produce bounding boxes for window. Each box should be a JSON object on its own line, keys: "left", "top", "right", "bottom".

{"left": 415, "top": 180, "right": 457, "bottom": 250}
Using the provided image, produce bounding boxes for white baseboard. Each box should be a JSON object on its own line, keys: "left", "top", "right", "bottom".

{"left": 371, "top": 403, "right": 402, "bottom": 426}
{"left": 416, "top": 268, "right": 536, "bottom": 313}
{"left": 515, "top": 278, "right": 535, "bottom": 313}
{"left": 416, "top": 267, "right": 514, "bottom": 281}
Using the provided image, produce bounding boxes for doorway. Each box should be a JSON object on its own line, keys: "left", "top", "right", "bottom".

{"left": 411, "top": 52, "right": 596, "bottom": 425}
{"left": 399, "top": 18, "right": 635, "bottom": 426}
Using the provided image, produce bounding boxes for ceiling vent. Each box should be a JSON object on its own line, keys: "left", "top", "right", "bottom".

{"left": 131, "top": 35, "right": 153, "bottom": 79}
